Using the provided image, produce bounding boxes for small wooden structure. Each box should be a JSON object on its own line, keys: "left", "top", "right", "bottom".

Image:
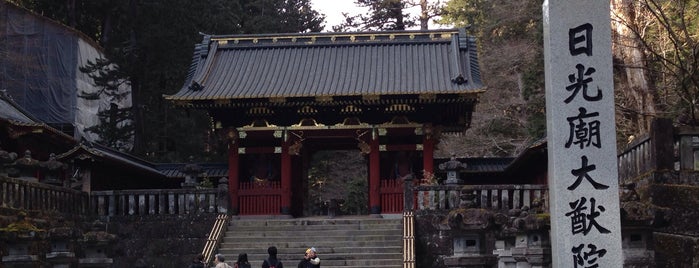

{"left": 166, "top": 29, "right": 484, "bottom": 216}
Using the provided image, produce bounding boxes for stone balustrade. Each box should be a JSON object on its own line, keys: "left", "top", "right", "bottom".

{"left": 0, "top": 176, "right": 88, "bottom": 215}
{"left": 414, "top": 184, "right": 548, "bottom": 212}
{"left": 90, "top": 188, "right": 228, "bottom": 216}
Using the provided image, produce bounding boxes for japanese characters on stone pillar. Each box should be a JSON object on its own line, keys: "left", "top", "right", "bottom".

{"left": 543, "top": 1, "right": 623, "bottom": 267}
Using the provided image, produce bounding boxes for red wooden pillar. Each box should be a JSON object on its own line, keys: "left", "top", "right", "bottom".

{"left": 227, "top": 135, "right": 240, "bottom": 215}
{"left": 280, "top": 140, "right": 292, "bottom": 216}
{"left": 423, "top": 134, "right": 435, "bottom": 177}
{"left": 369, "top": 132, "right": 381, "bottom": 215}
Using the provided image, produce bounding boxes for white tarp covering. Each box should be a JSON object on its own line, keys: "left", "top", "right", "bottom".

{"left": 0, "top": 2, "right": 132, "bottom": 148}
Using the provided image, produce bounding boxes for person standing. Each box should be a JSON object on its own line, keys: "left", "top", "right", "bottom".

{"left": 297, "top": 248, "right": 320, "bottom": 268}
{"left": 262, "top": 246, "right": 283, "bottom": 268}
{"left": 189, "top": 254, "right": 206, "bottom": 268}
{"left": 214, "top": 254, "right": 233, "bottom": 268}
{"left": 235, "top": 253, "right": 251, "bottom": 268}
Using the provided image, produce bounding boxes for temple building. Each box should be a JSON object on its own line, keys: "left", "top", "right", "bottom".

{"left": 165, "top": 29, "right": 484, "bottom": 217}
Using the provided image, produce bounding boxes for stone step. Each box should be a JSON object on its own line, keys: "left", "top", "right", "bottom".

{"left": 216, "top": 257, "right": 402, "bottom": 268}
{"left": 225, "top": 229, "right": 402, "bottom": 238}
{"left": 218, "top": 246, "right": 401, "bottom": 254}
{"left": 218, "top": 217, "right": 404, "bottom": 268}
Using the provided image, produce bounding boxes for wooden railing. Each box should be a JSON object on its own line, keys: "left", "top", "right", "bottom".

{"left": 238, "top": 181, "right": 281, "bottom": 215}
{"left": 0, "top": 176, "right": 89, "bottom": 215}
{"left": 415, "top": 184, "right": 548, "bottom": 211}
{"left": 617, "top": 133, "right": 653, "bottom": 180}
{"left": 90, "top": 188, "right": 225, "bottom": 216}
{"left": 202, "top": 213, "right": 229, "bottom": 266}
{"left": 380, "top": 179, "right": 404, "bottom": 214}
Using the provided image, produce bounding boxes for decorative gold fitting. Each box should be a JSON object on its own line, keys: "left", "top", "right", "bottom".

{"left": 378, "top": 128, "right": 387, "bottom": 136}
{"left": 273, "top": 130, "right": 283, "bottom": 138}
{"left": 238, "top": 148, "right": 246, "bottom": 154}
{"left": 274, "top": 147, "right": 282, "bottom": 154}
{"left": 269, "top": 97, "right": 286, "bottom": 103}
{"left": 416, "top": 144, "right": 424, "bottom": 151}
{"left": 379, "top": 145, "right": 387, "bottom": 151}
{"left": 239, "top": 131, "right": 247, "bottom": 139}
{"left": 218, "top": 40, "right": 228, "bottom": 45}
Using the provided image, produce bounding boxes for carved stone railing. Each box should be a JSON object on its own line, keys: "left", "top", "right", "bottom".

{"left": 414, "top": 184, "right": 548, "bottom": 212}
{"left": 0, "top": 176, "right": 89, "bottom": 215}
{"left": 90, "top": 188, "right": 227, "bottom": 216}
{"left": 617, "top": 133, "right": 653, "bottom": 180}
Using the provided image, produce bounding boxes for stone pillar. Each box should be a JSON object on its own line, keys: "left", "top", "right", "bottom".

{"left": 369, "top": 131, "right": 381, "bottom": 216}
{"left": 227, "top": 130, "right": 240, "bottom": 215}
{"left": 649, "top": 118, "right": 674, "bottom": 170}
{"left": 280, "top": 140, "right": 292, "bottom": 216}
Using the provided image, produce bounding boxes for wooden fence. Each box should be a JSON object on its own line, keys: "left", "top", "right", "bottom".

{"left": 380, "top": 179, "right": 404, "bottom": 214}
{"left": 238, "top": 181, "right": 282, "bottom": 215}
{"left": 0, "top": 176, "right": 88, "bottom": 215}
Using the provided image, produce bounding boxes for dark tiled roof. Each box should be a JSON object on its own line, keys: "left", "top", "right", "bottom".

{"left": 56, "top": 142, "right": 164, "bottom": 178}
{"left": 165, "top": 29, "right": 483, "bottom": 104}
{"left": 156, "top": 163, "right": 228, "bottom": 179}
{"left": 0, "top": 92, "right": 75, "bottom": 141}
{"left": 435, "top": 157, "right": 514, "bottom": 173}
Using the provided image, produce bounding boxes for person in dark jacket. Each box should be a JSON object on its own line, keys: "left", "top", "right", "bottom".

{"left": 235, "top": 253, "right": 251, "bottom": 268}
{"left": 262, "top": 246, "right": 283, "bottom": 268}
{"left": 189, "top": 254, "right": 206, "bottom": 268}
{"left": 297, "top": 248, "right": 320, "bottom": 268}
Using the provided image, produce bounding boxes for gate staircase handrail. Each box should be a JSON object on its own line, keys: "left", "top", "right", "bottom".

{"left": 202, "top": 213, "right": 229, "bottom": 265}
{"left": 403, "top": 211, "right": 415, "bottom": 268}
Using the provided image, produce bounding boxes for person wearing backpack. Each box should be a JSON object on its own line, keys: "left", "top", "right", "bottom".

{"left": 262, "top": 246, "right": 283, "bottom": 268}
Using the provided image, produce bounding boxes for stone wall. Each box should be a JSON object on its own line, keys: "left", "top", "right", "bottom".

{"left": 107, "top": 214, "right": 219, "bottom": 267}
{"left": 0, "top": 208, "right": 219, "bottom": 267}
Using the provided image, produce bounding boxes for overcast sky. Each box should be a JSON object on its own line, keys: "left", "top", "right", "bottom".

{"left": 310, "top": 0, "right": 447, "bottom": 31}
{"left": 310, "top": 0, "right": 368, "bottom": 31}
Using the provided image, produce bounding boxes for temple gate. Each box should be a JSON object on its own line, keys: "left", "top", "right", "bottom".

{"left": 166, "top": 29, "right": 483, "bottom": 217}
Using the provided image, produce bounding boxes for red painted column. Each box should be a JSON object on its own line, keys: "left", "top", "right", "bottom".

{"left": 280, "top": 140, "right": 292, "bottom": 216}
{"left": 423, "top": 135, "right": 435, "bottom": 177}
{"left": 369, "top": 134, "right": 381, "bottom": 215}
{"left": 227, "top": 136, "right": 240, "bottom": 215}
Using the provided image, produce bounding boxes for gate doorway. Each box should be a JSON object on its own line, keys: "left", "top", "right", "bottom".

{"left": 303, "top": 150, "right": 368, "bottom": 217}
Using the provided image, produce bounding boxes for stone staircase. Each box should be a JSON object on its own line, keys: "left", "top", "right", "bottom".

{"left": 217, "top": 216, "right": 404, "bottom": 268}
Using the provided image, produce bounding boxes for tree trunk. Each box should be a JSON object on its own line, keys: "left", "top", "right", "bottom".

{"left": 611, "top": 0, "right": 658, "bottom": 132}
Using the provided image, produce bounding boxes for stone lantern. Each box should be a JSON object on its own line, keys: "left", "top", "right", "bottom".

{"left": 40, "top": 153, "right": 67, "bottom": 186}
{"left": 46, "top": 218, "right": 81, "bottom": 267}
{"left": 180, "top": 156, "right": 202, "bottom": 188}
{"left": 0, "top": 143, "right": 17, "bottom": 176}
{"left": 10, "top": 150, "right": 40, "bottom": 181}
{"left": 0, "top": 211, "right": 47, "bottom": 267}
{"left": 439, "top": 154, "right": 468, "bottom": 185}
{"left": 79, "top": 220, "right": 116, "bottom": 268}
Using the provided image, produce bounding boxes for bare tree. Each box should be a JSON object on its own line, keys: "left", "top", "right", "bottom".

{"left": 611, "top": 0, "right": 699, "bottom": 129}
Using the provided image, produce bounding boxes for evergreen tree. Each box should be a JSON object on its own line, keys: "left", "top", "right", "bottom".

{"left": 14, "top": 0, "right": 325, "bottom": 162}
{"left": 334, "top": 0, "right": 415, "bottom": 31}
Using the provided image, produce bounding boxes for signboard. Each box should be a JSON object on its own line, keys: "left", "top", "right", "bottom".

{"left": 543, "top": 1, "right": 623, "bottom": 267}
